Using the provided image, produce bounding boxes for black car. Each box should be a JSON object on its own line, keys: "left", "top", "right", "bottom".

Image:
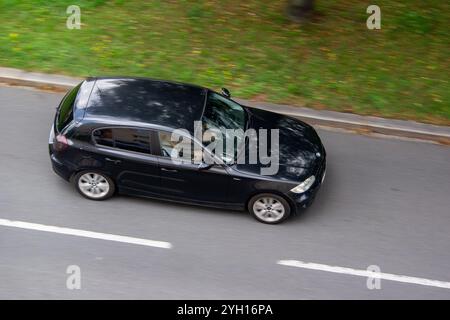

{"left": 49, "top": 77, "right": 326, "bottom": 224}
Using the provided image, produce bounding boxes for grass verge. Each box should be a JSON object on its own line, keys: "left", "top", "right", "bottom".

{"left": 0, "top": 0, "right": 448, "bottom": 124}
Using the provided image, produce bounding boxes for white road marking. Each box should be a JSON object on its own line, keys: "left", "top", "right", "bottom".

{"left": 0, "top": 218, "right": 172, "bottom": 249}
{"left": 277, "top": 260, "right": 450, "bottom": 290}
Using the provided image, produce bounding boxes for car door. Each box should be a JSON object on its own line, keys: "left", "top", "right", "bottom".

{"left": 92, "top": 127, "right": 161, "bottom": 197}
{"left": 155, "top": 130, "right": 231, "bottom": 205}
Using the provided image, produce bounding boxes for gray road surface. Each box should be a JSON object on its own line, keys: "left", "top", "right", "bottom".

{"left": 0, "top": 85, "right": 449, "bottom": 299}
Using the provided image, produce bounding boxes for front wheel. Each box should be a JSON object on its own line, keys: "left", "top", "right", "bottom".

{"left": 74, "top": 171, "right": 115, "bottom": 201}
{"left": 248, "top": 193, "right": 291, "bottom": 224}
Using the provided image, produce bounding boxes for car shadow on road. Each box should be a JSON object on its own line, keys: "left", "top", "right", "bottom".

{"left": 118, "top": 193, "right": 253, "bottom": 219}
{"left": 52, "top": 169, "right": 334, "bottom": 226}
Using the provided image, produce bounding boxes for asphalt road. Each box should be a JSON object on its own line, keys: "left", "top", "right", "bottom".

{"left": 0, "top": 85, "right": 449, "bottom": 299}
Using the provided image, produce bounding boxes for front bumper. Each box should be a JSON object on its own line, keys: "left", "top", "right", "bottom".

{"left": 290, "top": 156, "right": 326, "bottom": 211}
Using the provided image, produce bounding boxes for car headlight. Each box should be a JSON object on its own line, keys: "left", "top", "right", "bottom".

{"left": 290, "top": 176, "right": 315, "bottom": 193}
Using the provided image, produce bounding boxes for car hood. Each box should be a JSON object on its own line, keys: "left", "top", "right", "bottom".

{"left": 234, "top": 107, "right": 324, "bottom": 181}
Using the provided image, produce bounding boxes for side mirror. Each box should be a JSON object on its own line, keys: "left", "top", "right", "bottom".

{"left": 221, "top": 87, "right": 231, "bottom": 98}
{"left": 198, "top": 162, "right": 213, "bottom": 170}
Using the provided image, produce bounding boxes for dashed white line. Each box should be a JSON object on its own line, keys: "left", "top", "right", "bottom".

{"left": 0, "top": 218, "right": 172, "bottom": 249}
{"left": 277, "top": 260, "right": 450, "bottom": 290}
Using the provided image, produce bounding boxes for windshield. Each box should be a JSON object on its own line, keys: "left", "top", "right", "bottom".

{"left": 201, "top": 92, "right": 246, "bottom": 163}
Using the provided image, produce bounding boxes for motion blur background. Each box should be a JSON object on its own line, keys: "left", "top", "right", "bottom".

{"left": 1, "top": 1, "right": 450, "bottom": 299}
{"left": 0, "top": 0, "right": 448, "bottom": 124}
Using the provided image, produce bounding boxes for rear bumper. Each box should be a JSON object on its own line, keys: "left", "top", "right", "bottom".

{"left": 49, "top": 143, "right": 72, "bottom": 182}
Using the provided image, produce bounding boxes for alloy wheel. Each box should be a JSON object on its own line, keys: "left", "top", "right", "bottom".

{"left": 252, "top": 196, "right": 286, "bottom": 223}
{"left": 78, "top": 172, "right": 110, "bottom": 199}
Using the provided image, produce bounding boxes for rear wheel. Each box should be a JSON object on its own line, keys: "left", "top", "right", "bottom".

{"left": 248, "top": 193, "right": 291, "bottom": 224}
{"left": 74, "top": 171, "right": 115, "bottom": 200}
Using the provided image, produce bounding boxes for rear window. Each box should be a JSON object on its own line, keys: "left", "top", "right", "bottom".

{"left": 93, "top": 128, "right": 151, "bottom": 154}
{"left": 56, "top": 84, "right": 81, "bottom": 132}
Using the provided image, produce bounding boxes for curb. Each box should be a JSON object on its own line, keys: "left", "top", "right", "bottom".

{"left": 238, "top": 100, "right": 450, "bottom": 145}
{"left": 1, "top": 67, "right": 449, "bottom": 144}
{"left": 0, "top": 67, "right": 81, "bottom": 89}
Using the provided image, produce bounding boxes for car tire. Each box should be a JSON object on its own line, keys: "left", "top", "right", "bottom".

{"left": 248, "top": 193, "right": 291, "bottom": 224}
{"left": 74, "top": 171, "right": 115, "bottom": 201}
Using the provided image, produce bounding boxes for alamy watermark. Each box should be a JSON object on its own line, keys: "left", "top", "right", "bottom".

{"left": 66, "top": 5, "right": 81, "bottom": 30}
{"left": 366, "top": 265, "right": 381, "bottom": 290}
{"left": 66, "top": 265, "right": 81, "bottom": 290}
{"left": 65, "top": 4, "right": 381, "bottom": 31}
{"left": 366, "top": 5, "right": 381, "bottom": 30}
{"left": 168, "top": 121, "right": 280, "bottom": 176}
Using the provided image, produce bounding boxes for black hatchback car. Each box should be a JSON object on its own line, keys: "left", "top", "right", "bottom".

{"left": 49, "top": 77, "right": 326, "bottom": 224}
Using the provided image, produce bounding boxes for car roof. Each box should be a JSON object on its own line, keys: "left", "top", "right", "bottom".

{"left": 83, "top": 77, "right": 207, "bottom": 133}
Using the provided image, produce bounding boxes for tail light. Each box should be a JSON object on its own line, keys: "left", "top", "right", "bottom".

{"left": 54, "top": 134, "right": 69, "bottom": 151}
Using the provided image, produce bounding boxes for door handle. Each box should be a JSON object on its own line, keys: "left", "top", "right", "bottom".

{"left": 105, "top": 157, "right": 121, "bottom": 165}
{"left": 161, "top": 167, "right": 178, "bottom": 173}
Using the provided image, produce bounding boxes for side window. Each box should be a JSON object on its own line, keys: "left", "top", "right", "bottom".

{"left": 158, "top": 131, "right": 203, "bottom": 162}
{"left": 93, "top": 128, "right": 114, "bottom": 147}
{"left": 113, "top": 128, "right": 150, "bottom": 153}
{"left": 93, "top": 128, "right": 151, "bottom": 154}
{"left": 158, "top": 131, "right": 178, "bottom": 158}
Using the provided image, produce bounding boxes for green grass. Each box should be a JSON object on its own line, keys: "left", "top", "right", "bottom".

{"left": 0, "top": 0, "right": 449, "bottom": 124}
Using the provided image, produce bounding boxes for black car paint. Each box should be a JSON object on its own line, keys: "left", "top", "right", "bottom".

{"left": 49, "top": 77, "right": 326, "bottom": 213}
